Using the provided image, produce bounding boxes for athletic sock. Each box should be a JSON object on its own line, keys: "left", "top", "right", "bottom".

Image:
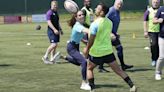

{"left": 44, "top": 51, "right": 49, "bottom": 58}
{"left": 88, "top": 78, "right": 95, "bottom": 90}
{"left": 124, "top": 76, "right": 134, "bottom": 88}
{"left": 50, "top": 52, "right": 54, "bottom": 61}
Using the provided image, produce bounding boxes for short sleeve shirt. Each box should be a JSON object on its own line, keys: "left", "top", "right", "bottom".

{"left": 70, "top": 22, "right": 85, "bottom": 44}
{"left": 89, "top": 21, "right": 99, "bottom": 35}
{"left": 46, "top": 9, "right": 60, "bottom": 30}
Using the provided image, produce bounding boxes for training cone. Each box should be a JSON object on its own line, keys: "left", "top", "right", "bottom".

{"left": 132, "top": 33, "right": 136, "bottom": 39}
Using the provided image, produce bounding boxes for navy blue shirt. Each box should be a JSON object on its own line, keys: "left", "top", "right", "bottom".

{"left": 106, "top": 6, "right": 120, "bottom": 35}
{"left": 155, "top": 6, "right": 164, "bottom": 38}
{"left": 46, "top": 9, "right": 60, "bottom": 30}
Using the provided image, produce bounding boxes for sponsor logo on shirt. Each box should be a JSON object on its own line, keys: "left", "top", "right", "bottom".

{"left": 161, "top": 12, "right": 164, "bottom": 14}
{"left": 51, "top": 40, "right": 54, "bottom": 43}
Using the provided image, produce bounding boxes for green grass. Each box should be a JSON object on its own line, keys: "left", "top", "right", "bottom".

{"left": 0, "top": 15, "right": 163, "bottom": 92}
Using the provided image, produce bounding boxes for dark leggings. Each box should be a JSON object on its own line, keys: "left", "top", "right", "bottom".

{"left": 66, "top": 42, "right": 87, "bottom": 80}
{"left": 148, "top": 32, "right": 159, "bottom": 61}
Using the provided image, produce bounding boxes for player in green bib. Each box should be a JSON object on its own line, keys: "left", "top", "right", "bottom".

{"left": 143, "top": 0, "right": 160, "bottom": 66}
{"left": 84, "top": 3, "right": 137, "bottom": 92}
{"left": 81, "top": 0, "right": 109, "bottom": 72}
{"left": 81, "top": 0, "right": 94, "bottom": 27}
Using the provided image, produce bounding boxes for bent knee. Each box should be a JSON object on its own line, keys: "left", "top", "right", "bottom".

{"left": 87, "top": 63, "right": 96, "bottom": 70}
{"left": 51, "top": 43, "right": 57, "bottom": 47}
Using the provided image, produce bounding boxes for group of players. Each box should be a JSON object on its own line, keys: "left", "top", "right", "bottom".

{"left": 41, "top": 0, "right": 164, "bottom": 92}
{"left": 143, "top": 0, "right": 164, "bottom": 81}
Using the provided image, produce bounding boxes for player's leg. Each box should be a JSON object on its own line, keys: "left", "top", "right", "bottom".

{"left": 148, "top": 32, "right": 159, "bottom": 66}
{"left": 107, "top": 54, "right": 137, "bottom": 92}
{"left": 49, "top": 30, "right": 61, "bottom": 63}
{"left": 50, "top": 43, "right": 58, "bottom": 61}
{"left": 50, "top": 49, "right": 55, "bottom": 61}
{"left": 72, "top": 51, "right": 91, "bottom": 90}
{"left": 66, "top": 42, "right": 81, "bottom": 65}
{"left": 87, "top": 60, "right": 97, "bottom": 91}
{"left": 67, "top": 42, "right": 90, "bottom": 90}
{"left": 42, "top": 43, "right": 57, "bottom": 64}
{"left": 42, "top": 28, "right": 58, "bottom": 64}
{"left": 112, "top": 37, "right": 133, "bottom": 70}
{"left": 64, "top": 55, "right": 80, "bottom": 66}
{"left": 155, "top": 37, "right": 164, "bottom": 80}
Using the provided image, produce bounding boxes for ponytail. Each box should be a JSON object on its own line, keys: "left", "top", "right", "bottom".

{"left": 68, "top": 14, "right": 77, "bottom": 28}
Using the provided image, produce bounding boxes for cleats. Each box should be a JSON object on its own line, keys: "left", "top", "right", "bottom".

{"left": 42, "top": 57, "right": 53, "bottom": 64}
{"left": 80, "top": 82, "right": 91, "bottom": 90}
{"left": 130, "top": 85, "right": 137, "bottom": 92}
{"left": 151, "top": 61, "right": 156, "bottom": 67}
{"left": 155, "top": 73, "right": 162, "bottom": 80}
{"left": 122, "top": 64, "right": 133, "bottom": 71}
{"left": 51, "top": 51, "right": 61, "bottom": 63}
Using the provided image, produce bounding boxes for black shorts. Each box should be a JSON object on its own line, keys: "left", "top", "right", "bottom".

{"left": 89, "top": 53, "right": 116, "bottom": 65}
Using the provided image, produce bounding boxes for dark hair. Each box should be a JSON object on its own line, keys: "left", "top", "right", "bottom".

{"left": 68, "top": 14, "right": 77, "bottom": 28}
{"left": 98, "top": 2, "right": 109, "bottom": 16}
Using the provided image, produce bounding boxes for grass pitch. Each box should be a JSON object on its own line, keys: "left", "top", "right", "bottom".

{"left": 0, "top": 15, "right": 163, "bottom": 92}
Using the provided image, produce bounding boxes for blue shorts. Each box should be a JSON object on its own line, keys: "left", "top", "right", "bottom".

{"left": 89, "top": 53, "right": 116, "bottom": 65}
{"left": 47, "top": 28, "right": 60, "bottom": 43}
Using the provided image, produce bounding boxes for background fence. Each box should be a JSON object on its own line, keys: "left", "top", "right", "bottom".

{"left": 0, "top": 0, "right": 155, "bottom": 15}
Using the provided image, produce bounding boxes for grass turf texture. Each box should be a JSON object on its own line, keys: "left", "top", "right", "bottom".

{"left": 0, "top": 14, "right": 163, "bottom": 92}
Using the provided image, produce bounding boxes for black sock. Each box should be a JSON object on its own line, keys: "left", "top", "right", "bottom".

{"left": 119, "top": 56, "right": 125, "bottom": 66}
{"left": 88, "top": 78, "right": 95, "bottom": 90}
{"left": 124, "top": 76, "right": 134, "bottom": 88}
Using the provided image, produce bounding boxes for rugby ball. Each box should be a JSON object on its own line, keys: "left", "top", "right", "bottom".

{"left": 64, "top": 0, "right": 79, "bottom": 13}
{"left": 36, "top": 25, "right": 41, "bottom": 30}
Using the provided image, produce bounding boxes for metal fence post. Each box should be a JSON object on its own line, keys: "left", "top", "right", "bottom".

{"left": 24, "top": 0, "right": 28, "bottom": 23}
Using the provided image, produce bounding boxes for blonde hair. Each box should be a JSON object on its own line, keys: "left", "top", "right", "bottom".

{"left": 51, "top": 0, "right": 57, "bottom": 5}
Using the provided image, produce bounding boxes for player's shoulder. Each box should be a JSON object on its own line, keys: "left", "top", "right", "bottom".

{"left": 74, "top": 22, "right": 83, "bottom": 28}
{"left": 81, "top": 6, "right": 85, "bottom": 10}
{"left": 107, "top": 6, "right": 116, "bottom": 16}
{"left": 92, "top": 18, "right": 104, "bottom": 26}
{"left": 109, "top": 6, "right": 115, "bottom": 12}
{"left": 159, "top": 6, "right": 164, "bottom": 10}
{"left": 90, "top": 19, "right": 99, "bottom": 27}
{"left": 105, "top": 18, "right": 112, "bottom": 23}
{"left": 147, "top": 7, "right": 152, "bottom": 11}
{"left": 46, "top": 9, "right": 53, "bottom": 15}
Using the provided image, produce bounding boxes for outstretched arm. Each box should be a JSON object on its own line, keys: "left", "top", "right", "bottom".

{"left": 83, "top": 34, "right": 95, "bottom": 58}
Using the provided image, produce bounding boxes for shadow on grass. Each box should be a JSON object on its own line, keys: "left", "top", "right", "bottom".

{"left": 96, "top": 84, "right": 123, "bottom": 89}
{"left": 56, "top": 61, "right": 70, "bottom": 64}
{"left": 126, "top": 68, "right": 154, "bottom": 72}
{"left": 0, "top": 64, "right": 13, "bottom": 67}
{"left": 104, "top": 65, "right": 154, "bottom": 73}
